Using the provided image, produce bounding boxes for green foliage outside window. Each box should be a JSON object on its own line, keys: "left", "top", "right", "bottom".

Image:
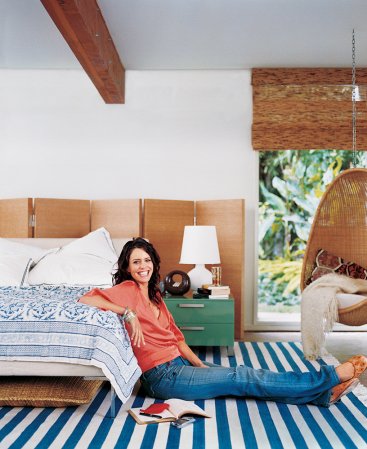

{"left": 258, "top": 150, "right": 365, "bottom": 313}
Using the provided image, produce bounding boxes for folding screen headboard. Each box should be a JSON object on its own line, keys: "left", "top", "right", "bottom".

{"left": 143, "top": 198, "right": 245, "bottom": 340}
{"left": 0, "top": 198, "right": 142, "bottom": 239}
{"left": 197, "top": 200, "right": 245, "bottom": 340}
{"left": 0, "top": 198, "right": 33, "bottom": 238}
{"left": 34, "top": 198, "right": 90, "bottom": 238}
{"left": 143, "top": 199, "right": 195, "bottom": 281}
{"left": 91, "top": 199, "right": 142, "bottom": 238}
{"left": 0, "top": 197, "right": 244, "bottom": 339}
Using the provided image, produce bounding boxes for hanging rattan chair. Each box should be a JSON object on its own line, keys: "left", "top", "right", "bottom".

{"left": 300, "top": 167, "right": 367, "bottom": 326}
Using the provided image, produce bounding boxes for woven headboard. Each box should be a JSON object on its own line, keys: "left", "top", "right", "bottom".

{"left": 0, "top": 197, "right": 245, "bottom": 339}
{"left": 0, "top": 198, "right": 142, "bottom": 239}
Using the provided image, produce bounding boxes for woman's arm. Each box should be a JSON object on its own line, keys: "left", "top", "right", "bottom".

{"left": 79, "top": 294, "right": 126, "bottom": 314}
{"left": 177, "top": 340, "right": 208, "bottom": 368}
{"left": 79, "top": 294, "right": 145, "bottom": 347}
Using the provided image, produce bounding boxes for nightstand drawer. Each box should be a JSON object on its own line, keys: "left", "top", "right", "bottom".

{"left": 176, "top": 323, "right": 234, "bottom": 346}
{"left": 165, "top": 299, "right": 234, "bottom": 324}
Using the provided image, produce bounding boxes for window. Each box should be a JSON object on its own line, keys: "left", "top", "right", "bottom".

{"left": 257, "top": 149, "right": 365, "bottom": 323}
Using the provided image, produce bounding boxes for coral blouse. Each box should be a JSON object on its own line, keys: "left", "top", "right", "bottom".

{"left": 80, "top": 280, "right": 184, "bottom": 373}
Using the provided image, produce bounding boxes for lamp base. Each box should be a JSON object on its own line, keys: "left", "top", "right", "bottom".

{"left": 187, "top": 264, "right": 212, "bottom": 291}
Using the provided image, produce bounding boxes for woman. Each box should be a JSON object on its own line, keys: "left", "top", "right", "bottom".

{"left": 79, "top": 238, "right": 367, "bottom": 407}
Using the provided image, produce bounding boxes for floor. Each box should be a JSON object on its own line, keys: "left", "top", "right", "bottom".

{"left": 243, "top": 331, "right": 367, "bottom": 386}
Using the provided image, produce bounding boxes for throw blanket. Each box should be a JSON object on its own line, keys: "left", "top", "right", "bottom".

{"left": 0, "top": 285, "right": 141, "bottom": 402}
{"left": 301, "top": 273, "right": 367, "bottom": 360}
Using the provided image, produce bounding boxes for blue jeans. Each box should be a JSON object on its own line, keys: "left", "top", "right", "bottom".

{"left": 140, "top": 356, "right": 340, "bottom": 407}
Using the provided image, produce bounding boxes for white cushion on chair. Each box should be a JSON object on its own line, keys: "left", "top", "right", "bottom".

{"left": 336, "top": 293, "right": 367, "bottom": 309}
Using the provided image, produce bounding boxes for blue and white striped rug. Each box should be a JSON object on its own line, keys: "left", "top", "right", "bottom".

{"left": 0, "top": 342, "right": 366, "bottom": 449}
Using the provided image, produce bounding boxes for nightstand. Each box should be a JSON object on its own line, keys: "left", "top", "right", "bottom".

{"left": 165, "top": 296, "right": 234, "bottom": 355}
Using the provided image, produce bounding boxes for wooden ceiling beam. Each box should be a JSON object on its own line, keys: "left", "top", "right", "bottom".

{"left": 41, "top": 0, "right": 125, "bottom": 104}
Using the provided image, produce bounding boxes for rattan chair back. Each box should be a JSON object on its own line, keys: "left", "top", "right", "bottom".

{"left": 301, "top": 168, "right": 367, "bottom": 326}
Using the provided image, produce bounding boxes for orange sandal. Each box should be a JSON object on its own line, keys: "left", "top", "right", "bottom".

{"left": 347, "top": 355, "right": 367, "bottom": 378}
{"left": 329, "top": 354, "right": 367, "bottom": 405}
{"left": 329, "top": 378, "right": 359, "bottom": 405}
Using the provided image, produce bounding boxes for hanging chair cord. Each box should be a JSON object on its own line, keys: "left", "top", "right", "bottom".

{"left": 352, "top": 29, "right": 357, "bottom": 168}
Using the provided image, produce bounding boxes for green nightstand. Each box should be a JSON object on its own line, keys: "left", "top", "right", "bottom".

{"left": 165, "top": 296, "right": 234, "bottom": 355}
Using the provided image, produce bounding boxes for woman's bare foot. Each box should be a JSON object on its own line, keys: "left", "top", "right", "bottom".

{"left": 335, "top": 355, "right": 367, "bottom": 382}
{"left": 330, "top": 355, "right": 367, "bottom": 405}
{"left": 335, "top": 362, "right": 354, "bottom": 382}
{"left": 330, "top": 378, "right": 359, "bottom": 405}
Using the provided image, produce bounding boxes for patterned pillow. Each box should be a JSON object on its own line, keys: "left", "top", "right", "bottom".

{"left": 310, "top": 249, "right": 367, "bottom": 283}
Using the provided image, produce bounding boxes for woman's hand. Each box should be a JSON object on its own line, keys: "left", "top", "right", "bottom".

{"left": 195, "top": 362, "right": 209, "bottom": 368}
{"left": 126, "top": 316, "right": 145, "bottom": 347}
{"left": 177, "top": 340, "right": 209, "bottom": 367}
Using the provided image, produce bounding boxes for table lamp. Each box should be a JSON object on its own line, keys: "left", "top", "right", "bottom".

{"left": 179, "top": 225, "right": 220, "bottom": 291}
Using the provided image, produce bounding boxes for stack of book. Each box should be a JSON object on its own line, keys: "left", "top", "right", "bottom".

{"left": 193, "top": 285, "right": 230, "bottom": 299}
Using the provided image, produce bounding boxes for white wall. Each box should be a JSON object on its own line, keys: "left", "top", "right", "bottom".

{"left": 0, "top": 69, "right": 258, "bottom": 328}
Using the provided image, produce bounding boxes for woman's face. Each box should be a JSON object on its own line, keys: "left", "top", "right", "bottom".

{"left": 128, "top": 247, "right": 154, "bottom": 287}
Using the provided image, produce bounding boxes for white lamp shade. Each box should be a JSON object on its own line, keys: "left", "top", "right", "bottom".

{"left": 179, "top": 226, "right": 220, "bottom": 264}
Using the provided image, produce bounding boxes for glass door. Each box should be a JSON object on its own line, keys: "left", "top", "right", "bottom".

{"left": 257, "top": 149, "right": 363, "bottom": 324}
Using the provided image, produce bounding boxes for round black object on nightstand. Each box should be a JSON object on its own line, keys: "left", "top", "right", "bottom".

{"left": 164, "top": 270, "right": 191, "bottom": 296}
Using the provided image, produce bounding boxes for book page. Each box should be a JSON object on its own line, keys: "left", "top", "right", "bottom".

{"left": 165, "top": 399, "right": 211, "bottom": 419}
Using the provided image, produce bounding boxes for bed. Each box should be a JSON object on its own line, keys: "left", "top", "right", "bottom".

{"left": 0, "top": 230, "right": 141, "bottom": 414}
{"left": 0, "top": 195, "right": 246, "bottom": 413}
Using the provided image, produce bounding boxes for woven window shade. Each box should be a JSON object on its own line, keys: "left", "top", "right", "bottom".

{"left": 252, "top": 68, "right": 367, "bottom": 151}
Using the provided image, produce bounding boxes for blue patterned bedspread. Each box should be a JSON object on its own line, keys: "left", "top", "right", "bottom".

{"left": 0, "top": 285, "right": 141, "bottom": 403}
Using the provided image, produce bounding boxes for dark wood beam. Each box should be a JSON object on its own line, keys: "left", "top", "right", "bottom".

{"left": 41, "top": 0, "right": 125, "bottom": 103}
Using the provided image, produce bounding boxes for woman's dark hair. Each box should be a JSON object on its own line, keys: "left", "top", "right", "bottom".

{"left": 113, "top": 238, "right": 162, "bottom": 304}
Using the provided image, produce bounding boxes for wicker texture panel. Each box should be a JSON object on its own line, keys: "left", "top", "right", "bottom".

{"left": 143, "top": 199, "right": 195, "bottom": 282}
{"left": 0, "top": 198, "right": 33, "bottom": 238}
{"left": 252, "top": 68, "right": 367, "bottom": 151}
{"left": 0, "top": 377, "right": 103, "bottom": 407}
{"left": 34, "top": 198, "right": 90, "bottom": 238}
{"left": 196, "top": 199, "right": 245, "bottom": 340}
{"left": 301, "top": 168, "right": 367, "bottom": 326}
{"left": 338, "top": 299, "right": 367, "bottom": 326}
{"left": 91, "top": 199, "right": 142, "bottom": 238}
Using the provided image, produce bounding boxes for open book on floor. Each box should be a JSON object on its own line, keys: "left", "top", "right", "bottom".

{"left": 128, "top": 398, "right": 211, "bottom": 425}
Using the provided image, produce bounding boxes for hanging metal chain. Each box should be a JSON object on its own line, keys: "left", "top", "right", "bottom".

{"left": 352, "top": 29, "right": 357, "bottom": 167}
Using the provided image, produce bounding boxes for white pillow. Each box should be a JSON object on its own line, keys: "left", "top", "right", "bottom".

{"left": 28, "top": 253, "right": 114, "bottom": 286}
{"left": 0, "top": 238, "right": 58, "bottom": 264}
{"left": 0, "top": 255, "right": 33, "bottom": 286}
{"left": 28, "top": 228, "right": 118, "bottom": 286}
{"left": 61, "top": 227, "right": 117, "bottom": 263}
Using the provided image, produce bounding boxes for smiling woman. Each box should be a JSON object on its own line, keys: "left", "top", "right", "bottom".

{"left": 78, "top": 237, "right": 367, "bottom": 407}
{"left": 78, "top": 237, "right": 192, "bottom": 369}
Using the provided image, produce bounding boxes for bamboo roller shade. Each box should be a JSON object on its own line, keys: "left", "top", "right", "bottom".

{"left": 252, "top": 68, "right": 367, "bottom": 151}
